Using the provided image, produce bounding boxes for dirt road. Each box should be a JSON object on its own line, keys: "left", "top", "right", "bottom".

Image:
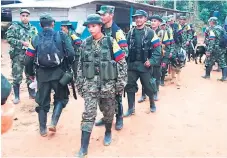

{"left": 1, "top": 40, "right": 227, "bottom": 157}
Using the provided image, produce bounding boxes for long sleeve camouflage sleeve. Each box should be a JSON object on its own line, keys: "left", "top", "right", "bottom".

{"left": 75, "top": 42, "right": 85, "bottom": 97}
{"left": 6, "top": 24, "right": 22, "bottom": 49}
{"left": 112, "top": 39, "right": 127, "bottom": 94}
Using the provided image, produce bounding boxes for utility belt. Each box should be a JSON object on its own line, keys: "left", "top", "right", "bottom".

{"left": 82, "top": 60, "right": 117, "bottom": 80}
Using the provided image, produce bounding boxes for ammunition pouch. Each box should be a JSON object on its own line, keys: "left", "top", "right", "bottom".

{"left": 59, "top": 71, "right": 73, "bottom": 86}
{"left": 100, "top": 60, "right": 117, "bottom": 80}
{"left": 82, "top": 62, "right": 95, "bottom": 79}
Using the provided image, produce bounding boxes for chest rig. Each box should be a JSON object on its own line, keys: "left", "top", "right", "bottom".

{"left": 81, "top": 36, "right": 117, "bottom": 80}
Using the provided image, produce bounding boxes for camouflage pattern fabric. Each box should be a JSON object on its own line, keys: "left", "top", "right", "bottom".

{"left": 81, "top": 94, "right": 115, "bottom": 132}
{"left": 6, "top": 22, "right": 38, "bottom": 85}
{"left": 178, "top": 23, "right": 193, "bottom": 50}
{"left": 205, "top": 26, "right": 227, "bottom": 68}
{"left": 76, "top": 36, "right": 127, "bottom": 132}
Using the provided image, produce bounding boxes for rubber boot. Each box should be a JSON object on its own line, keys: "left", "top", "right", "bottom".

{"left": 124, "top": 92, "right": 135, "bottom": 117}
{"left": 38, "top": 110, "right": 47, "bottom": 137}
{"left": 218, "top": 67, "right": 227, "bottom": 81}
{"left": 202, "top": 67, "right": 211, "bottom": 79}
{"left": 27, "top": 84, "right": 36, "bottom": 99}
{"left": 104, "top": 123, "right": 112, "bottom": 146}
{"left": 75, "top": 131, "right": 91, "bottom": 158}
{"left": 13, "top": 84, "right": 20, "bottom": 104}
{"left": 115, "top": 95, "right": 123, "bottom": 130}
{"left": 160, "top": 73, "right": 165, "bottom": 86}
{"left": 49, "top": 102, "right": 63, "bottom": 132}
{"left": 150, "top": 96, "right": 156, "bottom": 113}
{"left": 138, "top": 87, "right": 146, "bottom": 103}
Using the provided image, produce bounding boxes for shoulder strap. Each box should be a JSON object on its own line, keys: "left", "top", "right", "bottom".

{"left": 107, "top": 36, "right": 114, "bottom": 60}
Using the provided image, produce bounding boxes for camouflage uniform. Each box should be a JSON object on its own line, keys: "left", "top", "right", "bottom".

{"left": 24, "top": 13, "right": 75, "bottom": 136}
{"left": 95, "top": 5, "right": 129, "bottom": 130}
{"left": 61, "top": 20, "right": 82, "bottom": 79}
{"left": 187, "top": 24, "right": 197, "bottom": 61}
{"left": 158, "top": 20, "right": 174, "bottom": 86}
{"left": 125, "top": 10, "right": 161, "bottom": 116}
{"left": 202, "top": 17, "right": 227, "bottom": 81}
{"left": 6, "top": 9, "right": 38, "bottom": 104}
{"left": 75, "top": 14, "right": 127, "bottom": 157}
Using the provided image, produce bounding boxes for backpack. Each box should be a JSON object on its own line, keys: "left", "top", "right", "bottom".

{"left": 35, "top": 31, "right": 64, "bottom": 68}
{"left": 214, "top": 26, "right": 227, "bottom": 48}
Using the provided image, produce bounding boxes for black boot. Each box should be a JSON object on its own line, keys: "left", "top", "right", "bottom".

{"left": 104, "top": 123, "right": 112, "bottom": 146}
{"left": 202, "top": 67, "right": 211, "bottom": 79}
{"left": 218, "top": 67, "right": 227, "bottom": 81}
{"left": 149, "top": 96, "right": 156, "bottom": 113}
{"left": 115, "top": 95, "right": 123, "bottom": 130}
{"left": 49, "top": 102, "right": 63, "bottom": 132}
{"left": 138, "top": 88, "right": 146, "bottom": 103}
{"left": 75, "top": 131, "right": 91, "bottom": 158}
{"left": 13, "top": 84, "right": 20, "bottom": 104}
{"left": 124, "top": 92, "right": 135, "bottom": 117}
{"left": 27, "top": 84, "right": 36, "bottom": 99}
{"left": 160, "top": 73, "right": 165, "bottom": 86}
{"left": 38, "top": 110, "right": 47, "bottom": 137}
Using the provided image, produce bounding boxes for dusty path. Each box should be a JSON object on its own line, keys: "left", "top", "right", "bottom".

{"left": 1, "top": 39, "right": 227, "bottom": 157}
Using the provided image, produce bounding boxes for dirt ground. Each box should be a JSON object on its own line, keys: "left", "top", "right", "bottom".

{"left": 1, "top": 37, "right": 227, "bottom": 157}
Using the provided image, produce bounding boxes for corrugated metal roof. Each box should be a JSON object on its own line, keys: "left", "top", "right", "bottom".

{"left": 2, "top": 0, "right": 189, "bottom": 13}
{"left": 1, "top": 0, "right": 95, "bottom": 9}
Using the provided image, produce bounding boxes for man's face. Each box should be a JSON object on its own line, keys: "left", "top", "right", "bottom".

{"left": 100, "top": 13, "right": 113, "bottom": 24}
{"left": 135, "top": 16, "right": 147, "bottom": 27}
{"left": 209, "top": 21, "right": 215, "bottom": 27}
{"left": 61, "top": 26, "right": 68, "bottom": 33}
{"left": 168, "top": 19, "right": 174, "bottom": 25}
{"left": 151, "top": 19, "right": 161, "bottom": 28}
{"left": 160, "top": 24, "right": 166, "bottom": 30}
{"left": 179, "top": 19, "right": 186, "bottom": 25}
{"left": 88, "top": 24, "right": 102, "bottom": 37}
{"left": 20, "top": 13, "right": 30, "bottom": 24}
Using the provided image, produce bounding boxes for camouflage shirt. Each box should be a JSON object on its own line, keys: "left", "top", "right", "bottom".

{"left": 207, "top": 25, "right": 225, "bottom": 54}
{"left": 6, "top": 22, "right": 38, "bottom": 58}
{"left": 178, "top": 23, "right": 193, "bottom": 49}
{"left": 76, "top": 36, "right": 127, "bottom": 98}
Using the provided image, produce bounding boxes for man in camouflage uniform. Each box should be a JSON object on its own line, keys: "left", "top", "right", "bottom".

{"left": 24, "top": 13, "right": 75, "bottom": 136}
{"left": 6, "top": 9, "right": 38, "bottom": 104}
{"left": 187, "top": 24, "right": 197, "bottom": 62}
{"left": 95, "top": 5, "right": 129, "bottom": 130}
{"left": 61, "top": 20, "right": 82, "bottom": 79}
{"left": 202, "top": 17, "right": 227, "bottom": 81}
{"left": 158, "top": 19, "right": 174, "bottom": 86}
{"left": 124, "top": 10, "right": 161, "bottom": 116}
{"left": 75, "top": 14, "right": 127, "bottom": 157}
{"left": 178, "top": 16, "right": 193, "bottom": 61}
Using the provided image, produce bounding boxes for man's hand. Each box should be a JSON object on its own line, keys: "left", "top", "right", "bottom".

{"left": 206, "top": 52, "right": 211, "bottom": 57}
{"left": 144, "top": 58, "right": 151, "bottom": 68}
{"left": 169, "top": 53, "right": 173, "bottom": 58}
{"left": 161, "top": 62, "right": 166, "bottom": 68}
{"left": 186, "top": 41, "right": 190, "bottom": 46}
{"left": 21, "top": 41, "right": 29, "bottom": 47}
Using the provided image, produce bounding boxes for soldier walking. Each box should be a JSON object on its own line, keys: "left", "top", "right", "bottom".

{"left": 75, "top": 14, "right": 127, "bottom": 157}
{"left": 124, "top": 10, "right": 161, "bottom": 117}
{"left": 202, "top": 17, "right": 227, "bottom": 81}
{"left": 6, "top": 9, "right": 38, "bottom": 104}
{"left": 95, "top": 5, "right": 129, "bottom": 130}
{"left": 24, "top": 13, "right": 75, "bottom": 136}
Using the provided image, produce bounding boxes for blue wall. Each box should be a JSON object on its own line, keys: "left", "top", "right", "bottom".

{"left": 19, "top": 21, "right": 91, "bottom": 40}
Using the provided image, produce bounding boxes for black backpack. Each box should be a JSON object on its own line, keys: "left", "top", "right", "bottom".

{"left": 35, "top": 31, "right": 64, "bottom": 68}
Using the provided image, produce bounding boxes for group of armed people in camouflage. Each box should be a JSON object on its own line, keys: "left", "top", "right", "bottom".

{"left": 5, "top": 5, "right": 226, "bottom": 158}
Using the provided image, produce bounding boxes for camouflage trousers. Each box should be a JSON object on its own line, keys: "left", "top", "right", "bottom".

{"left": 81, "top": 93, "right": 116, "bottom": 132}
{"left": 205, "top": 51, "right": 227, "bottom": 69}
{"left": 11, "top": 54, "right": 32, "bottom": 86}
